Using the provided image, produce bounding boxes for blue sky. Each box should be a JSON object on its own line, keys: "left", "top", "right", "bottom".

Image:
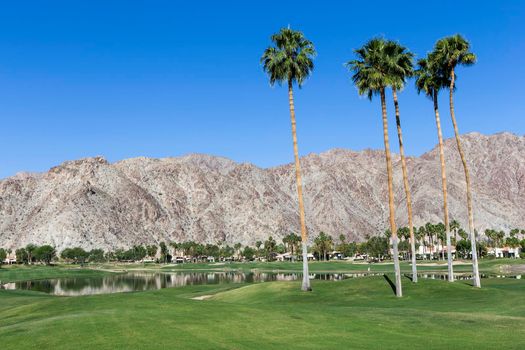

{"left": 0, "top": 1, "right": 523, "bottom": 178}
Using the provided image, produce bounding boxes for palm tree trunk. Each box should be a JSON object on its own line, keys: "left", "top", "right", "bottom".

{"left": 448, "top": 69, "right": 481, "bottom": 288}
{"left": 288, "top": 80, "right": 311, "bottom": 292}
{"left": 380, "top": 88, "right": 402, "bottom": 297}
{"left": 392, "top": 88, "right": 417, "bottom": 283}
{"left": 433, "top": 90, "right": 454, "bottom": 282}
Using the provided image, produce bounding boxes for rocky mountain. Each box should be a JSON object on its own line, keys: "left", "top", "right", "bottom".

{"left": 0, "top": 132, "right": 523, "bottom": 251}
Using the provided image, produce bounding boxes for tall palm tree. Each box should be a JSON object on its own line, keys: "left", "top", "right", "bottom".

{"left": 433, "top": 34, "right": 480, "bottom": 288}
{"left": 261, "top": 27, "right": 316, "bottom": 291}
{"left": 415, "top": 57, "right": 454, "bottom": 280}
{"left": 346, "top": 38, "right": 403, "bottom": 297}
{"left": 383, "top": 41, "right": 418, "bottom": 283}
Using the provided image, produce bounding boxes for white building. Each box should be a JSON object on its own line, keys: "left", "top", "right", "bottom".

{"left": 3, "top": 252, "right": 16, "bottom": 264}
{"left": 488, "top": 247, "right": 520, "bottom": 258}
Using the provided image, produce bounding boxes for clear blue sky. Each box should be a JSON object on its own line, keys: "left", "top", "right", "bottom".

{"left": 0, "top": 1, "right": 523, "bottom": 178}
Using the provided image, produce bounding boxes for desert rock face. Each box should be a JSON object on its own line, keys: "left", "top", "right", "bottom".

{"left": 0, "top": 132, "right": 523, "bottom": 251}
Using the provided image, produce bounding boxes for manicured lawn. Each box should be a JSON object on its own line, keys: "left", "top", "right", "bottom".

{"left": 0, "top": 265, "right": 524, "bottom": 349}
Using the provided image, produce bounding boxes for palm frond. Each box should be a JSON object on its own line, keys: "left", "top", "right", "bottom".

{"left": 261, "top": 27, "right": 316, "bottom": 87}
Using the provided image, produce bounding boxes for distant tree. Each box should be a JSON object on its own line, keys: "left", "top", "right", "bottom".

{"left": 220, "top": 245, "right": 234, "bottom": 260}
{"left": 242, "top": 247, "right": 256, "bottom": 261}
{"left": 25, "top": 244, "right": 37, "bottom": 264}
{"left": 456, "top": 239, "right": 471, "bottom": 259}
{"left": 204, "top": 244, "right": 220, "bottom": 259}
{"left": 450, "top": 220, "right": 461, "bottom": 241}
{"left": 397, "top": 227, "right": 410, "bottom": 241}
{"left": 255, "top": 241, "right": 263, "bottom": 257}
{"left": 0, "top": 248, "right": 6, "bottom": 267}
{"left": 365, "top": 236, "right": 389, "bottom": 260}
{"left": 146, "top": 245, "right": 158, "bottom": 259}
{"left": 520, "top": 239, "right": 525, "bottom": 252}
{"left": 234, "top": 243, "right": 242, "bottom": 260}
{"left": 397, "top": 227, "right": 412, "bottom": 260}
{"left": 264, "top": 236, "right": 277, "bottom": 261}
{"left": 159, "top": 242, "right": 169, "bottom": 263}
{"left": 424, "top": 223, "right": 436, "bottom": 258}
{"left": 485, "top": 229, "right": 504, "bottom": 248}
{"left": 15, "top": 248, "right": 28, "bottom": 264}
{"left": 505, "top": 236, "right": 520, "bottom": 248}
{"left": 104, "top": 251, "right": 115, "bottom": 261}
{"left": 339, "top": 242, "right": 358, "bottom": 258}
{"left": 34, "top": 245, "right": 56, "bottom": 265}
{"left": 435, "top": 223, "right": 446, "bottom": 260}
{"left": 282, "top": 235, "right": 290, "bottom": 252}
{"left": 275, "top": 243, "right": 286, "bottom": 254}
{"left": 415, "top": 226, "right": 427, "bottom": 256}
{"left": 89, "top": 249, "right": 106, "bottom": 263}
{"left": 61, "top": 247, "right": 89, "bottom": 265}
{"left": 132, "top": 245, "right": 147, "bottom": 261}
{"left": 398, "top": 240, "right": 411, "bottom": 260}
{"left": 476, "top": 241, "right": 488, "bottom": 258}
{"left": 283, "top": 233, "right": 301, "bottom": 260}
{"left": 313, "top": 232, "right": 333, "bottom": 261}
{"left": 457, "top": 228, "right": 468, "bottom": 240}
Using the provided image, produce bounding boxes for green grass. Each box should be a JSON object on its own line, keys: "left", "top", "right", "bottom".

{"left": 1, "top": 264, "right": 524, "bottom": 349}
{"left": 92, "top": 258, "right": 524, "bottom": 274}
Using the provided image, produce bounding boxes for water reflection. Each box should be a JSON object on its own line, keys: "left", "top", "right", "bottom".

{"left": 0, "top": 272, "right": 522, "bottom": 296}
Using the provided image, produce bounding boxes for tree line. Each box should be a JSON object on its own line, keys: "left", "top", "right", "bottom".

{"left": 3, "top": 226, "right": 522, "bottom": 267}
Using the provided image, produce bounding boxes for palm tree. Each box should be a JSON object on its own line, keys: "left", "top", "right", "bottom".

{"left": 314, "top": 232, "right": 333, "bottom": 261}
{"left": 415, "top": 226, "right": 426, "bottom": 258}
{"left": 432, "top": 34, "right": 480, "bottom": 288}
{"left": 415, "top": 57, "right": 454, "bottom": 281}
{"left": 425, "top": 222, "right": 436, "bottom": 260}
{"left": 286, "top": 233, "right": 301, "bottom": 260}
{"left": 346, "top": 38, "right": 403, "bottom": 297}
{"left": 383, "top": 40, "right": 418, "bottom": 283}
{"left": 450, "top": 219, "right": 461, "bottom": 243}
{"left": 261, "top": 27, "right": 316, "bottom": 291}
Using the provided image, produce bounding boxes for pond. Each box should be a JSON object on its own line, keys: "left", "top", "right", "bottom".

{"left": 0, "top": 271, "right": 521, "bottom": 296}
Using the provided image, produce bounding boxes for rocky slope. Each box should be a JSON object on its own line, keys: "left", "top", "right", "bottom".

{"left": 0, "top": 132, "right": 523, "bottom": 251}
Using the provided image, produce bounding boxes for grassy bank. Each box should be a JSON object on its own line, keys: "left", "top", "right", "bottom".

{"left": 0, "top": 265, "right": 524, "bottom": 349}
{"left": 93, "top": 258, "right": 524, "bottom": 274}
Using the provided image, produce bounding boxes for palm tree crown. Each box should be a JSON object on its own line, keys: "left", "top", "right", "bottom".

{"left": 346, "top": 38, "right": 389, "bottom": 99}
{"left": 414, "top": 57, "right": 450, "bottom": 98}
{"left": 345, "top": 38, "right": 414, "bottom": 98}
{"left": 385, "top": 41, "right": 414, "bottom": 90}
{"left": 433, "top": 34, "right": 476, "bottom": 82}
{"left": 261, "top": 28, "right": 316, "bottom": 87}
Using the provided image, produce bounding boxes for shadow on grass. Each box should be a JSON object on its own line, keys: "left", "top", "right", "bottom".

{"left": 383, "top": 274, "right": 396, "bottom": 295}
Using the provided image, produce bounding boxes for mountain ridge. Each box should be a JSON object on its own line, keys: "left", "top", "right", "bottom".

{"left": 0, "top": 132, "right": 523, "bottom": 251}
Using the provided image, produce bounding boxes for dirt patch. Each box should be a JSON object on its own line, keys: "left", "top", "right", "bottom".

{"left": 191, "top": 295, "right": 213, "bottom": 301}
